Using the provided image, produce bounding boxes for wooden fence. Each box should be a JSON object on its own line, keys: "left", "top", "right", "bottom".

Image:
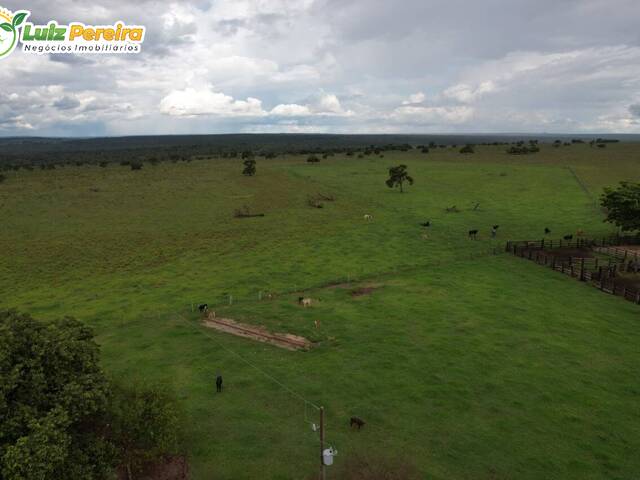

{"left": 506, "top": 235, "right": 640, "bottom": 305}
{"left": 593, "top": 245, "right": 640, "bottom": 262}
{"left": 505, "top": 234, "right": 640, "bottom": 254}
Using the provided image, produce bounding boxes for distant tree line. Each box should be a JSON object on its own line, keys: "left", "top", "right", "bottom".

{"left": 0, "top": 135, "right": 621, "bottom": 173}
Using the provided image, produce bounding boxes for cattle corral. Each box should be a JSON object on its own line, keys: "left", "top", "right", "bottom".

{"left": 2, "top": 141, "right": 640, "bottom": 479}
{"left": 506, "top": 235, "right": 640, "bottom": 303}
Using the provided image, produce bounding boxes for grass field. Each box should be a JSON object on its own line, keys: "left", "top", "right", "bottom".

{"left": 1, "top": 143, "right": 639, "bottom": 479}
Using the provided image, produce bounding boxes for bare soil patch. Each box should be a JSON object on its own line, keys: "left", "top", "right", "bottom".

{"left": 545, "top": 248, "right": 594, "bottom": 258}
{"left": 350, "top": 286, "right": 377, "bottom": 297}
{"left": 203, "top": 315, "right": 311, "bottom": 351}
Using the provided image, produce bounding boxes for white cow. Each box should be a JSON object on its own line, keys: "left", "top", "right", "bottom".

{"left": 364, "top": 214, "right": 373, "bottom": 221}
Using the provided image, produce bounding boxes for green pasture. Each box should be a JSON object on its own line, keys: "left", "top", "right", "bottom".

{"left": 1, "top": 143, "right": 639, "bottom": 479}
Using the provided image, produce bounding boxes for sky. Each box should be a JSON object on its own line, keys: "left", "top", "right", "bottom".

{"left": 1, "top": 0, "right": 639, "bottom": 136}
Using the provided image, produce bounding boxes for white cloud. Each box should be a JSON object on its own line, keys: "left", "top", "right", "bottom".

{"left": 402, "top": 92, "right": 426, "bottom": 104}
{"left": 442, "top": 81, "right": 496, "bottom": 103}
{"left": 269, "top": 103, "right": 312, "bottom": 116}
{"left": 390, "top": 105, "right": 474, "bottom": 124}
{"left": 159, "top": 86, "right": 266, "bottom": 117}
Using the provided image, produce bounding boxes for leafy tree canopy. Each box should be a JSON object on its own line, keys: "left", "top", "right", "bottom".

{"left": 0, "top": 310, "right": 114, "bottom": 479}
{"left": 242, "top": 158, "right": 256, "bottom": 176}
{"left": 0, "top": 311, "right": 183, "bottom": 480}
{"left": 385, "top": 164, "right": 414, "bottom": 193}
{"left": 601, "top": 182, "right": 640, "bottom": 232}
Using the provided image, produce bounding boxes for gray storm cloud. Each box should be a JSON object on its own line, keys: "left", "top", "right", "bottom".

{"left": 0, "top": 0, "right": 639, "bottom": 135}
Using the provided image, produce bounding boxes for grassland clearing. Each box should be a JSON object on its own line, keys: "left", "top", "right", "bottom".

{"left": 1, "top": 142, "right": 639, "bottom": 479}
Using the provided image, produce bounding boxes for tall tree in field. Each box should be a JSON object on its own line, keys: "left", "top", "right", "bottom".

{"left": 601, "top": 182, "right": 640, "bottom": 232}
{"left": 242, "top": 158, "right": 256, "bottom": 176}
{"left": 385, "top": 164, "right": 414, "bottom": 193}
{"left": 0, "top": 310, "right": 115, "bottom": 480}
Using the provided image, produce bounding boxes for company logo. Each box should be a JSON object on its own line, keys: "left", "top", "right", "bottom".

{"left": 0, "top": 7, "right": 28, "bottom": 58}
{"left": 0, "top": 6, "right": 145, "bottom": 59}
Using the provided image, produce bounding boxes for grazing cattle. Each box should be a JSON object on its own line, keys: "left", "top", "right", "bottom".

{"left": 563, "top": 234, "right": 573, "bottom": 241}
{"left": 420, "top": 221, "right": 431, "bottom": 227}
{"left": 364, "top": 214, "right": 373, "bottom": 221}
{"left": 350, "top": 416, "right": 365, "bottom": 430}
{"left": 298, "top": 297, "right": 312, "bottom": 307}
{"left": 216, "top": 375, "right": 223, "bottom": 393}
{"left": 576, "top": 229, "right": 584, "bottom": 237}
{"left": 314, "top": 319, "right": 320, "bottom": 329}
{"left": 468, "top": 229, "right": 479, "bottom": 239}
{"left": 491, "top": 225, "right": 499, "bottom": 238}
{"left": 198, "top": 304, "right": 208, "bottom": 313}
{"left": 544, "top": 228, "right": 551, "bottom": 235}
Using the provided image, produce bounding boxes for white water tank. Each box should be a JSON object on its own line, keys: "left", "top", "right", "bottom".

{"left": 323, "top": 447, "right": 337, "bottom": 466}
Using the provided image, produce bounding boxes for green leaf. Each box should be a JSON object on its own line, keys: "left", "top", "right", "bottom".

{"left": 12, "top": 12, "right": 27, "bottom": 27}
{"left": 0, "top": 22, "right": 13, "bottom": 32}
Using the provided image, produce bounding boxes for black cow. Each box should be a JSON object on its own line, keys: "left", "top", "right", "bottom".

{"left": 491, "top": 225, "right": 499, "bottom": 238}
{"left": 198, "top": 304, "right": 208, "bottom": 313}
{"left": 468, "top": 229, "right": 479, "bottom": 239}
{"left": 544, "top": 228, "right": 551, "bottom": 235}
{"left": 350, "top": 416, "right": 365, "bottom": 430}
{"left": 563, "top": 234, "right": 573, "bottom": 241}
{"left": 216, "top": 375, "right": 223, "bottom": 393}
{"left": 420, "top": 221, "right": 431, "bottom": 227}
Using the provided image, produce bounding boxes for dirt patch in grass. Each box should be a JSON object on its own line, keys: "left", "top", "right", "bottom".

{"left": 543, "top": 248, "right": 594, "bottom": 258}
{"left": 117, "top": 455, "right": 188, "bottom": 480}
{"left": 350, "top": 283, "right": 383, "bottom": 297}
{"left": 202, "top": 316, "right": 311, "bottom": 351}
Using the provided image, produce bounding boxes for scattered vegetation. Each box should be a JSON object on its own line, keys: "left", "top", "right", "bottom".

{"left": 385, "top": 164, "right": 414, "bottom": 193}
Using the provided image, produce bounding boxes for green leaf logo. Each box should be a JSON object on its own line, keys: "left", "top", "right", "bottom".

{"left": 0, "top": 9, "right": 30, "bottom": 59}
{"left": 12, "top": 12, "right": 26, "bottom": 27}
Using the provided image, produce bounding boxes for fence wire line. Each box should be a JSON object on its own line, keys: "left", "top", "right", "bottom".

{"left": 176, "top": 314, "right": 321, "bottom": 412}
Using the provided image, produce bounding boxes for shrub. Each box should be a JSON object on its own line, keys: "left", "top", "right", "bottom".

{"left": 459, "top": 144, "right": 474, "bottom": 154}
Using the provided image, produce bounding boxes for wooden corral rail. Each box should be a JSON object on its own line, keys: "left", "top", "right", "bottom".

{"left": 505, "top": 234, "right": 640, "bottom": 254}
{"left": 505, "top": 235, "right": 640, "bottom": 305}
{"left": 594, "top": 245, "right": 640, "bottom": 262}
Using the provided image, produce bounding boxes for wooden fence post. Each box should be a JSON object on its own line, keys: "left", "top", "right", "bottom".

{"left": 580, "top": 258, "right": 585, "bottom": 281}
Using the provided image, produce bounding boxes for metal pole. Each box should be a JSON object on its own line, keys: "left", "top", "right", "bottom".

{"left": 320, "top": 406, "right": 325, "bottom": 480}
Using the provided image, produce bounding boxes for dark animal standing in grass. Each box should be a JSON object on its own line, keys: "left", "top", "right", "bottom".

{"left": 491, "top": 225, "right": 499, "bottom": 238}
{"left": 564, "top": 234, "right": 573, "bottom": 241}
{"left": 545, "top": 228, "right": 551, "bottom": 235}
{"left": 198, "top": 304, "right": 208, "bottom": 313}
{"left": 350, "top": 416, "right": 365, "bottom": 430}
{"left": 468, "top": 229, "right": 479, "bottom": 240}
{"left": 420, "top": 221, "right": 431, "bottom": 227}
{"left": 216, "top": 375, "right": 223, "bottom": 393}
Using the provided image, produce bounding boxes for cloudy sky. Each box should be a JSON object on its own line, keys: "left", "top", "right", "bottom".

{"left": 1, "top": 0, "right": 640, "bottom": 136}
